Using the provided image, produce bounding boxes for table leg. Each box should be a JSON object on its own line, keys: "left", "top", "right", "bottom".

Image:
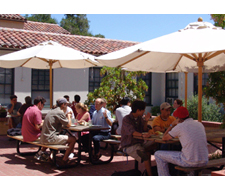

{"left": 77, "top": 132, "right": 81, "bottom": 164}
{"left": 222, "top": 137, "right": 225, "bottom": 158}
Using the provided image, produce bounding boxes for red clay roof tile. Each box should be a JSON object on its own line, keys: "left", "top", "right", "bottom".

{"left": 0, "top": 27, "right": 138, "bottom": 55}
{"left": 24, "top": 21, "right": 71, "bottom": 34}
{"left": 0, "top": 14, "right": 26, "bottom": 22}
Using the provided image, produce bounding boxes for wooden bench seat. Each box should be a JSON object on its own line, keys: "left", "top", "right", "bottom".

{"left": 7, "top": 135, "right": 70, "bottom": 169}
{"left": 110, "top": 134, "right": 121, "bottom": 140}
{"left": 175, "top": 158, "right": 225, "bottom": 176}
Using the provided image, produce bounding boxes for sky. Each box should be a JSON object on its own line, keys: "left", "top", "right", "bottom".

{"left": 2, "top": 1, "right": 222, "bottom": 43}
{"left": 51, "top": 14, "right": 215, "bottom": 42}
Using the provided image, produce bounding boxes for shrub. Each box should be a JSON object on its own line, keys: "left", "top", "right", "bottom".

{"left": 151, "top": 106, "right": 160, "bottom": 116}
{"left": 187, "top": 94, "right": 223, "bottom": 122}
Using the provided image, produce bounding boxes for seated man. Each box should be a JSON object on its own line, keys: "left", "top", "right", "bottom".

{"left": 21, "top": 96, "right": 47, "bottom": 161}
{"left": 152, "top": 102, "right": 176, "bottom": 133}
{"left": 121, "top": 99, "right": 155, "bottom": 176}
{"left": 115, "top": 97, "right": 131, "bottom": 135}
{"left": 18, "top": 96, "right": 33, "bottom": 127}
{"left": 91, "top": 98, "right": 113, "bottom": 160}
{"left": 7, "top": 95, "right": 22, "bottom": 129}
{"left": 40, "top": 97, "right": 76, "bottom": 166}
{"left": 154, "top": 107, "right": 208, "bottom": 176}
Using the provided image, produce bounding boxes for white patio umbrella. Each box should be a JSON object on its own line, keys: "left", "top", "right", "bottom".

{"left": 96, "top": 18, "right": 225, "bottom": 122}
{"left": 0, "top": 40, "right": 100, "bottom": 108}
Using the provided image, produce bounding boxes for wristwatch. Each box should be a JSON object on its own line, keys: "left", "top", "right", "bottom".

{"left": 170, "top": 124, "right": 173, "bottom": 127}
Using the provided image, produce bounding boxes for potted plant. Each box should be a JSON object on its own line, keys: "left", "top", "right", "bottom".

{"left": 0, "top": 107, "right": 7, "bottom": 118}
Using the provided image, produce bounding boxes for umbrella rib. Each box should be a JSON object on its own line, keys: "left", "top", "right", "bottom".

{"left": 172, "top": 55, "right": 183, "bottom": 70}
{"left": 86, "top": 59, "right": 98, "bottom": 66}
{"left": 20, "top": 58, "right": 32, "bottom": 67}
{"left": 182, "top": 54, "right": 195, "bottom": 61}
{"left": 205, "top": 50, "right": 225, "bottom": 61}
{"left": 119, "top": 51, "right": 150, "bottom": 67}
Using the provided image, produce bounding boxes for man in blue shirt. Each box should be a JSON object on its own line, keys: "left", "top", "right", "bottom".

{"left": 92, "top": 98, "right": 113, "bottom": 160}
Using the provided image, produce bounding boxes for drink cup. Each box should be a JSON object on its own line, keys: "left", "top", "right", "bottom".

{"left": 89, "top": 120, "right": 92, "bottom": 127}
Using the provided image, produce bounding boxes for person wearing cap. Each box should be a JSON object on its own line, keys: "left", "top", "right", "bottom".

{"left": 115, "top": 97, "right": 132, "bottom": 135}
{"left": 21, "top": 96, "right": 47, "bottom": 161}
{"left": 40, "top": 97, "right": 76, "bottom": 166}
{"left": 154, "top": 107, "right": 208, "bottom": 176}
{"left": 152, "top": 102, "right": 176, "bottom": 133}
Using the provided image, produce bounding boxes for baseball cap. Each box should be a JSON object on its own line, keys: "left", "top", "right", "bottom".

{"left": 160, "top": 102, "right": 172, "bottom": 110}
{"left": 173, "top": 107, "right": 189, "bottom": 119}
{"left": 57, "top": 97, "right": 68, "bottom": 104}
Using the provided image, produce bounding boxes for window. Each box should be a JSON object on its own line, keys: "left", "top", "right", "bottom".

{"left": 0, "top": 68, "right": 14, "bottom": 105}
{"left": 137, "top": 72, "right": 152, "bottom": 105}
{"left": 32, "top": 69, "right": 50, "bottom": 105}
{"left": 89, "top": 67, "right": 104, "bottom": 92}
{"left": 194, "top": 73, "right": 208, "bottom": 95}
{"left": 166, "top": 73, "right": 178, "bottom": 103}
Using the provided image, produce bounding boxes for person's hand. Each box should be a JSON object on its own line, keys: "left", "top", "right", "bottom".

{"left": 142, "top": 132, "right": 152, "bottom": 138}
{"left": 144, "top": 112, "right": 151, "bottom": 122}
{"left": 10, "top": 100, "right": 15, "bottom": 106}
{"left": 103, "top": 110, "right": 107, "bottom": 119}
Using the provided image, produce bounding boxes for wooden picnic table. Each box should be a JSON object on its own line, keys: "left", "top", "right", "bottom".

{"left": 134, "top": 128, "right": 225, "bottom": 157}
{"left": 66, "top": 125, "right": 110, "bottom": 165}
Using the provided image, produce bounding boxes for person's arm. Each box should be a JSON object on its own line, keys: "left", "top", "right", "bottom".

{"left": 103, "top": 109, "right": 112, "bottom": 126}
{"left": 35, "top": 120, "right": 44, "bottom": 130}
{"left": 153, "top": 126, "right": 165, "bottom": 133}
{"left": 8, "top": 102, "right": 14, "bottom": 114}
{"left": 162, "top": 118, "right": 179, "bottom": 141}
{"left": 78, "top": 112, "right": 89, "bottom": 123}
{"left": 66, "top": 113, "right": 72, "bottom": 127}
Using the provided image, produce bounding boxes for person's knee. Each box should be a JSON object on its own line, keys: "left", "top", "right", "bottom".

{"left": 68, "top": 136, "right": 76, "bottom": 144}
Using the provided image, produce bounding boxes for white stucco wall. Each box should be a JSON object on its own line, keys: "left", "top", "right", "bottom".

{"left": 53, "top": 68, "right": 89, "bottom": 104}
{"left": 14, "top": 67, "right": 32, "bottom": 103}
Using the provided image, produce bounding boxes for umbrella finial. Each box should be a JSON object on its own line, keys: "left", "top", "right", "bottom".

{"left": 198, "top": 17, "right": 203, "bottom": 22}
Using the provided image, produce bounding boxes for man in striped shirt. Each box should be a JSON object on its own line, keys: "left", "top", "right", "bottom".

{"left": 154, "top": 107, "right": 208, "bottom": 176}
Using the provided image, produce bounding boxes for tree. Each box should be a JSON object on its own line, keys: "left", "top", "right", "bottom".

{"left": 204, "top": 14, "right": 225, "bottom": 110}
{"left": 24, "top": 14, "right": 58, "bottom": 24}
{"left": 60, "top": 14, "right": 105, "bottom": 38}
{"left": 85, "top": 67, "right": 148, "bottom": 112}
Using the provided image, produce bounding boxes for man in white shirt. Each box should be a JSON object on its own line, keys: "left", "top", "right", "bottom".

{"left": 115, "top": 97, "right": 131, "bottom": 135}
{"left": 154, "top": 107, "right": 208, "bottom": 176}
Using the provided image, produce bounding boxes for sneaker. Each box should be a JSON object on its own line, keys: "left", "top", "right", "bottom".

{"left": 40, "top": 152, "right": 49, "bottom": 162}
{"left": 34, "top": 153, "right": 41, "bottom": 160}
{"left": 68, "top": 153, "right": 74, "bottom": 159}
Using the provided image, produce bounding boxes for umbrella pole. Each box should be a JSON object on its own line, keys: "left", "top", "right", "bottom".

{"left": 49, "top": 61, "right": 53, "bottom": 109}
{"left": 197, "top": 61, "right": 203, "bottom": 122}
{"left": 185, "top": 72, "right": 188, "bottom": 108}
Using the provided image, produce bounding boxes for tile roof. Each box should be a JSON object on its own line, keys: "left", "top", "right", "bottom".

{"left": 0, "top": 27, "right": 139, "bottom": 55}
{"left": 24, "top": 21, "right": 71, "bottom": 34}
{"left": 0, "top": 14, "right": 26, "bottom": 22}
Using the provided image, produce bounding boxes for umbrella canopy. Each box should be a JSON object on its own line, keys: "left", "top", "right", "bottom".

{"left": 96, "top": 18, "right": 225, "bottom": 121}
{"left": 0, "top": 40, "right": 100, "bottom": 107}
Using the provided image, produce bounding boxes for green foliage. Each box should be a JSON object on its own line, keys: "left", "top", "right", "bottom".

{"left": 24, "top": 14, "right": 58, "bottom": 24}
{"left": 204, "top": 72, "right": 225, "bottom": 110}
{"left": 151, "top": 106, "right": 160, "bottom": 116}
{"left": 85, "top": 67, "right": 148, "bottom": 112}
{"left": 60, "top": 14, "right": 105, "bottom": 38}
{"left": 187, "top": 94, "right": 223, "bottom": 122}
{"left": 0, "top": 107, "right": 6, "bottom": 113}
{"left": 210, "top": 14, "right": 225, "bottom": 29}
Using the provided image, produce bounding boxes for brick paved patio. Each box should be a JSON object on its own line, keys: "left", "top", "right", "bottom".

{"left": 0, "top": 135, "right": 221, "bottom": 176}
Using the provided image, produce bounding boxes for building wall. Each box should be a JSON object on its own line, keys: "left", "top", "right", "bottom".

{"left": 53, "top": 68, "right": 89, "bottom": 104}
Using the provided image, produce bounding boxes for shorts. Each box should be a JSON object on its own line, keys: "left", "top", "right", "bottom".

{"left": 123, "top": 141, "right": 156, "bottom": 163}
{"left": 45, "top": 135, "right": 68, "bottom": 145}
